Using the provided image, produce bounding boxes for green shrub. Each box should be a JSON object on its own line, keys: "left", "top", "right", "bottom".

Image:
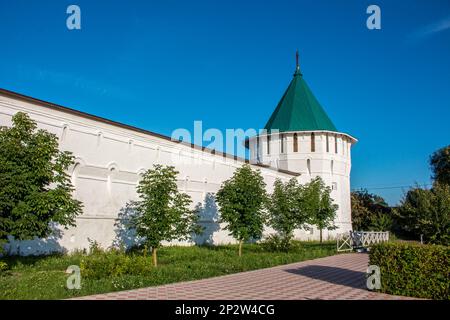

{"left": 261, "top": 235, "right": 301, "bottom": 252}
{"left": 368, "top": 212, "right": 393, "bottom": 231}
{"left": 369, "top": 242, "right": 450, "bottom": 299}
{"left": 0, "top": 261, "right": 8, "bottom": 273}
{"left": 80, "top": 249, "right": 152, "bottom": 279}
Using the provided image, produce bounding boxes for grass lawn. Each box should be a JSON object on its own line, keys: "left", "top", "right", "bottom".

{"left": 0, "top": 241, "right": 336, "bottom": 300}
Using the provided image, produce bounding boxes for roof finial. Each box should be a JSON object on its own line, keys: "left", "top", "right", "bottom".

{"left": 295, "top": 50, "right": 302, "bottom": 76}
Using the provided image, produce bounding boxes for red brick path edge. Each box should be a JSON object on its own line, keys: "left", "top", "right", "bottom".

{"left": 74, "top": 253, "right": 415, "bottom": 300}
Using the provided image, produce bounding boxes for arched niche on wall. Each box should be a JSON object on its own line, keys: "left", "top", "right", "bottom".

{"left": 128, "top": 139, "right": 134, "bottom": 152}
{"left": 96, "top": 131, "right": 103, "bottom": 147}
{"left": 137, "top": 168, "right": 146, "bottom": 179}
{"left": 203, "top": 177, "right": 208, "bottom": 196}
{"left": 184, "top": 176, "right": 190, "bottom": 191}
{"left": 106, "top": 162, "right": 119, "bottom": 197}
{"left": 70, "top": 157, "right": 86, "bottom": 195}
{"left": 60, "top": 123, "right": 69, "bottom": 143}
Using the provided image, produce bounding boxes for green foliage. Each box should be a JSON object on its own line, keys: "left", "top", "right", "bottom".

{"left": 216, "top": 164, "right": 267, "bottom": 254}
{"left": 304, "top": 177, "right": 338, "bottom": 243}
{"left": 0, "top": 242, "right": 336, "bottom": 299}
{"left": 266, "top": 178, "right": 310, "bottom": 246}
{"left": 391, "top": 146, "right": 450, "bottom": 245}
{"left": 260, "top": 234, "right": 301, "bottom": 252}
{"left": 130, "top": 165, "right": 202, "bottom": 250}
{"left": 0, "top": 260, "right": 8, "bottom": 273}
{"left": 80, "top": 248, "right": 152, "bottom": 279}
{"left": 369, "top": 242, "right": 450, "bottom": 300}
{"left": 395, "top": 183, "right": 450, "bottom": 245}
{"left": 430, "top": 145, "right": 450, "bottom": 186}
{"left": 351, "top": 189, "right": 392, "bottom": 231}
{"left": 87, "top": 238, "right": 103, "bottom": 255}
{"left": 368, "top": 212, "right": 393, "bottom": 231}
{"left": 0, "top": 112, "right": 82, "bottom": 243}
{"left": 266, "top": 177, "right": 338, "bottom": 244}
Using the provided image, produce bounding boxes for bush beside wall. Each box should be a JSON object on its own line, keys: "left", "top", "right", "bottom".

{"left": 80, "top": 249, "right": 153, "bottom": 279}
{"left": 0, "top": 260, "right": 7, "bottom": 273}
{"left": 369, "top": 242, "right": 450, "bottom": 299}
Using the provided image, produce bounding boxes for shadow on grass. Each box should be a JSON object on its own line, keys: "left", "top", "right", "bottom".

{"left": 2, "top": 252, "right": 65, "bottom": 268}
{"left": 284, "top": 265, "right": 366, "bottom": 289}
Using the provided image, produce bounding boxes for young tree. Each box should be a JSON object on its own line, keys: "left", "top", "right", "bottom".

{"left": 351, "top": 189, "right": 392, "bottom": 230}
{"left": 216, "top": 164, "right": 267, "bottom": 256}
{"left": 0, "top": 112, "right": 82, "bottom": 251}
{"left": 130, "top": 164, "right": 201, "bottom": 266}
{"left": 393, "top": 147, "right": 450, "bottom": 245}
{"left": 266, "top": 178, "right": 309, "bottom": 249}
{"left": 368, "top": 212, "right": 393, "bottom": 232}
{"left": 266, "top": 179, "right": 290, "bottom": 242}
{"left": 395, "top": 183, "right": 450, "bottom": 245}
{"left": 304, "top": 177, "right": 338, "bottom": 244}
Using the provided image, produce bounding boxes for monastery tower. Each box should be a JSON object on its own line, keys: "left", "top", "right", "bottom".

{"left": 247, "top": 52, "right": 357, "bottom": 235}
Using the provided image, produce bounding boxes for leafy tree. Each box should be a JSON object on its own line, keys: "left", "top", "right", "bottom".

{"left": 430, "top": 145, "right": 450, "bottom": 186}
{"left": 216, "top": 164, "right": 267, "bottom": 256}
{"left": 393, "top": 146, "right": 450, "bottom": 245}
{"left": 266, "top": 179, "right": 291, "bottom": 242}
{"left": 395, "top": 183, "right": 450, "bottom": 245}
{"left": 368, "top": 212, "right": 393, "bottom": 231}
{"left": 266, "top": 178, "right": 309, "bottom": 250}
{"left": 351, "top": 190, "right": 392, "bottom": 230}
{"left": 0, "top": 112, "right": 82, "bottom": 252}
{"left": 304, "top": 177, "right": 338, "bottom": 243}
{"left": 130, "top": 165, "right": 202, "bottom": 266}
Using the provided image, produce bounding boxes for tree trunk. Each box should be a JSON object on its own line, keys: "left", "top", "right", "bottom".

{"left": 152, "top": 247, "right": 158, "bottom": 267}
{"left": 320, "top": 229, "right": 323, "bottom": 244}
{"left": 238, "top": 240, "right": 243, "bottom": 257}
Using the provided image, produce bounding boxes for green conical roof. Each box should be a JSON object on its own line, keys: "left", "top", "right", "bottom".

{"left": 264, "top": 69, "right": 337, "bottom": 132}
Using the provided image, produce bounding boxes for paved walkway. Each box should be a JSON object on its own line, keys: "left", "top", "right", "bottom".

{"left": 77, "top": 253, "right": 413, "bottom": 300}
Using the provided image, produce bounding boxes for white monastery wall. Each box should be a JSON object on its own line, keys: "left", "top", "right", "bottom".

{"left": 0, "top": 92, "right": 352, "bottom": 255}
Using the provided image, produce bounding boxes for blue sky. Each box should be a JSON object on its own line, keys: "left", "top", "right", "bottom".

{"left": 0, "top": 0, "right": 449, "bottom": 205}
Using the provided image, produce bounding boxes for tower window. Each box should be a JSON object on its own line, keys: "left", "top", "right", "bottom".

{"left": 293, "top": 133, "right": 298, "bottom": 152}
{"left": 256, "top": 136, "right": 260, "bottom": 161}
{"left": 311, "top": 132, "right": 315, "bottom": 152}
{"left": 335, "top": 134, "right": 338, "bottom": 153}
{"left": 267, "top": 135, "right": 271, "bottom": 155}
{"left": 280, "top": 134, "right": 285, "bottom": 153}
{"left": 326, "top": 134, "right": 329, "bottom": 152}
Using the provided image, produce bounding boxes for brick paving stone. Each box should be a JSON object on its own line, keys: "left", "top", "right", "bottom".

{"left": 74, "top": 253, "right": 417, "bottom": 300}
